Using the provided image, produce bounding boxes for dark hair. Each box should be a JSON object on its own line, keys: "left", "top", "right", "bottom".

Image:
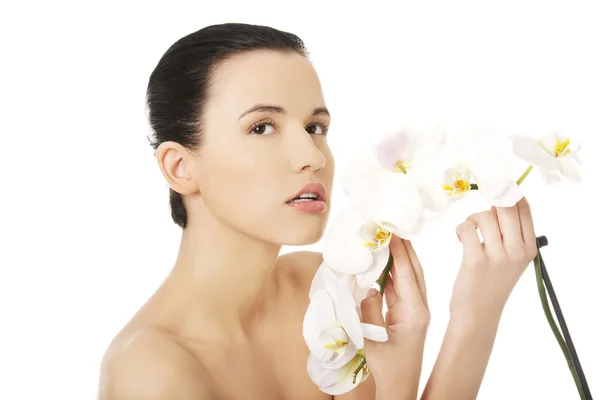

{"left": 146, "top": 23, "right": 308, "bottom": 228}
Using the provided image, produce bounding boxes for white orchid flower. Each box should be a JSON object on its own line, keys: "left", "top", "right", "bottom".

{"left": 304, "top": 267, "right": 386, "bottom": 395}
{"left": 340, "top": 149, "right": 385, "bottom": 210}
{"left": 307, "top": 350, "right": 370, "bottom": 395}
{"left": 303, "top": 267, "right": 387, "bottom": 371}
{"left": 413, "top": 127, "right": 523, "bottom": 208}
{"left": 310, "top": 261, "right": 374, "bottom": 317}
{"left": 374, "top": 120, "right": 447, "bottom": 174}
{"left": 341, "top": 121, "right": 445, "bottom": 210}
{"left": 511, "top": 131, "right": 582, "bottom": 184}
{"left": 323, "top": 170, "right": 423, "bottom": 287}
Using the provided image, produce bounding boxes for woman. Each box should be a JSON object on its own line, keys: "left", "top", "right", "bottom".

{"left": 98, "top": 23, "right": 538, "bottom": 399}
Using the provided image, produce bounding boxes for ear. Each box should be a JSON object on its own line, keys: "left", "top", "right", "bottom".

{"left": 155, "top": 141, "right": 200, "bottom": 195}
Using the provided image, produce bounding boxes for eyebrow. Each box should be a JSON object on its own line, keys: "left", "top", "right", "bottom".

{"left": 238, "top": 104, "right": 330, "bottom": 120}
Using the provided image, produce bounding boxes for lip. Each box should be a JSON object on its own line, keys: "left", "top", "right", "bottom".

{"left": 286, "top": 182, "right": 327, "bottom": 203}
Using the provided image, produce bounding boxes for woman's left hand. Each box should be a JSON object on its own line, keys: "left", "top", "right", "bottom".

{"left": 360, "top": 235, "right": 430, "bottom": 399}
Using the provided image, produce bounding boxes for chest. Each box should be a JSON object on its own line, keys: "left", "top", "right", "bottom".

{"left": 189, "top": 305, "right": 331, "bottom": 399}
{"left": 190, "top": 337, "right": 330, "bottom": 400}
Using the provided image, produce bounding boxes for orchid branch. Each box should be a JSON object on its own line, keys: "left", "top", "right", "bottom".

{"left": 533, "top": 250, "right": 585, "bottom": 399}
{"left": 354, "top": 255, "right": 394, "bottom": 383}
{"left": 516, "top": 164, "right": 534, "bottom": 185}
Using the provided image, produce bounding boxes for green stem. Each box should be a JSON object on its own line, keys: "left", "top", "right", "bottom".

{"left": 355, "top": 254, "right": 394, "bottom": 380}
{"left": 352, "top": 357, "right": 367, "bottom": 384}
{"left": 517, "top": 164, "right": 534, "bottom": 185}
{"left": 469, "top": 165, "right": 533, "bottom": 191}
{"left": 378, "top": 253, "right": 394, "bottom": 294}
{"left": 534, "top": 252, "right": 585, "bottom": 399}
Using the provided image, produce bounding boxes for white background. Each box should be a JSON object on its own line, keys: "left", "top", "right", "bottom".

{"left": 1, "top": 1, "right": 599, "bottom": 399}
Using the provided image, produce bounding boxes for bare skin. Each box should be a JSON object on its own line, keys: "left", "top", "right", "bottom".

{"left": 99, "top": 251, "right": 360, "bottom": 399}
{"left": 98, "top": 46, "right": 538, "bottom": 400}
{"left": 98, "top": 50, "right": 388, "bottom": 399}
{"left": 422, "top": 199, "right": 538, "bottom": 399}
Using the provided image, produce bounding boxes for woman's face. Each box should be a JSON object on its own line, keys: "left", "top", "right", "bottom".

{"left": 193, "top": 50, "right": 335, "bottom": 246}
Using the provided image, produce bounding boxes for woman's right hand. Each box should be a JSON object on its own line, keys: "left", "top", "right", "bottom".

{"left": 420, "top": 197, "right": 538, "bottom": 399}
{"left": 451, "top": 196, "right": 538, "bottom": 325}
{"left": 360, "top": 235, "right": 430, "bottom": 400}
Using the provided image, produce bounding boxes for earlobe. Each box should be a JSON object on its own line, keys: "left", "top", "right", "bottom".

{"left": 156, "top": 142, "right": 199, "bottom": 195}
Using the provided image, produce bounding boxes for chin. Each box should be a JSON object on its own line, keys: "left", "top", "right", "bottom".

{"left": 278, "top": 213, "right": 328, "bottom": 246}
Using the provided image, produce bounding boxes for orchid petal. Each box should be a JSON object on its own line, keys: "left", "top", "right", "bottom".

{"left": 540, "top": 131, "right": 558, "bottom": 154}
{"left": 463, "top": 143, "right": 511, "bottom": 197}
{"left": 355, "top": 246, "right": 390, "bottom": 288}
{"left": 480, "top": 181, "right": 523, "bottom": 207}
{"left": 471, "top": 171, "right": 514, "bottom": 204}
{"left": 409, "top": 150, "right": 455, "bottom": 211}
{"left": 337, "top": 273, "right": 372, "bottom": 307}
{"left": 303, "top": 290, "right": 336, "bottom": 358}
{"left": 452, "top": 127, "right": 513, "bottom": 198}
{"left": 539, "top": 168, "right": 562, "bottom": 185}
{"left": 418, "top": 180, "right": 454, "bottom": 211}
{"left": 307, "top": 354, "right": 366, "bottom": 395}
{"left": 352, "top": 284, "right": 372, "bottom": 308}
{"left": 323, "top": 208, "right": 373, "bottom": 274}
{"left": 322, "top": 341, "right": 358, "bottom": 370}
{"left": 334, "top": 278, "right": 364, "bottom": 350}
{"left": 307, "top": 353, "right": 327, "bottom": 386}
{"left": 361, "top": 323, "right": 389, "bottom": 342}
{"left": 511, "top": 135, "right": 559, "bottom": 169}
{"left": 374, "top": 120, "right": 447, "bottom": 174}
{"left": 362, "top": 171, "right": 423, "bottom": 236}
{"left": 307, "top": 353, "right": 339, "bottom": 388}
{"left": 375, "top": 130, "right": 416, "bottom": 172}
{"left": 341, "top": 150, "right": 382, "bottom": 202}
{"left": 559, "top": 157, "right": 582, "bottom": 183}
{"left": 309, "top": 262, "right": 337, "bottom": 301}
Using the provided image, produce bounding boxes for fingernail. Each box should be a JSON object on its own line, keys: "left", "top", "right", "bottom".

{"left": 367, "top": 288, "right": 379, "bottom": 297}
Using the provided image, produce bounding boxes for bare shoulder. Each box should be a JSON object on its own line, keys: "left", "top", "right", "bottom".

{"left": 277, "top": 250, "right": 323, "bottom": 290}
{"left": 98, "top": 329, "right": 212, "bottom": 400}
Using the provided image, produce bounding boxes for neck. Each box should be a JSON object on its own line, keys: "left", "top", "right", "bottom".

{"left": 166, "top": 205, "right": 282, "bottom": 342}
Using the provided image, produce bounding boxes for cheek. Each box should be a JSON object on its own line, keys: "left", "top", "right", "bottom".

{"left": 200, "top": 146, "right": 286, "bottom": 222}
{"left": 328, "top": 151, "right": 335, "bottom": 176}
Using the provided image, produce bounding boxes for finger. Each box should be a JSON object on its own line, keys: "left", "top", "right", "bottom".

{"left": 360, "top": 288, "right": 386, "bottom": 329}
{"left": 402, "top": 239, "right": 428, "bottom": 307}
{"left": 383, "top": 272, "right": 398, "bottom": 308}
{"left": 496, "top": 203, "right": 522, "bottom": 250}
{"left": 456, "top": 220, "right": 485, "bottom": 260}
{"left": 487, "top": 206, "right": 501, "bottom": 248}
{"left": 389, "top": 235, "right": 422, "bottom": 305}
{"left": 516, "top": 197, "right": 536, "bottom": 245}
{"left": 466, "top": 211, "right": 504, "bottom": 256}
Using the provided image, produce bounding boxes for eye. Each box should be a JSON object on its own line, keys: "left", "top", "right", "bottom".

{"left": 306, "top": 121, "right": 329, "bottom": 135}
{"left": 249, "top": 121, "right": 276, "bottom": 135}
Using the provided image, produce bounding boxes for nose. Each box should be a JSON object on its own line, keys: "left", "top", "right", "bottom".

{"left": 287, "top": 129, "right": 327, "bottom": 173}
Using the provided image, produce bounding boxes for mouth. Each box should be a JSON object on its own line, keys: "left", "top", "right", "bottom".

{"left": 286, "top": 182, "right": 327, "bottom": 204}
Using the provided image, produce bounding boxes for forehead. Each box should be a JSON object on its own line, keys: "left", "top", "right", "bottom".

{"left": 206, "top": 50, "right": 326, "bottom": 118}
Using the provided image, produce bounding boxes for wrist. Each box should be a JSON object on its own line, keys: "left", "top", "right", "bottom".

{"left": 446, "top": 311, "right": 502, "bottom": 343}
{"left": 375, "top": 382, "right": 417, "bottom": 400}
{"left": 374, "top": 370, "right": 420, "bottom": 400}
{"left": 449, "top": 304, "right": 504, "bottom": 332}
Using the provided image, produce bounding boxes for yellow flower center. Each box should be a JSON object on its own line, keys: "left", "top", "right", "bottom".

{"left": 394, "top": 160, "right": 412, "bottom": 174}
{"left": 363, "top": 224, "right": 392, "bottom": 250}
{"left": 554, "top": 137, "right": 571, "bottom": 157}
{"left": 441, "top": 167, "right": 472, "bottom": 198}
{"left": 324, "top": 339, "right": 348, "bottom": 353}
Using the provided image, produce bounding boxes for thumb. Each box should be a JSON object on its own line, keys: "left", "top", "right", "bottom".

{"left": 360, "top": 288, "right": 386, "bottom": 332}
